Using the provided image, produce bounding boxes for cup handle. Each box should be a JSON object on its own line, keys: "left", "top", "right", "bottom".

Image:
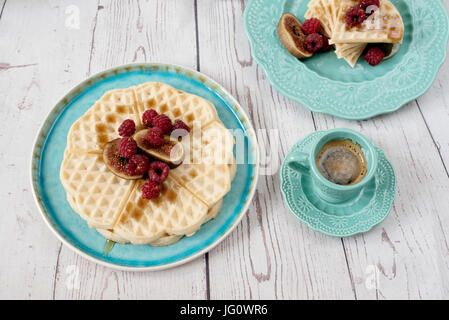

{"left": 285, "top": 152, "right": 310, "bottom": 175}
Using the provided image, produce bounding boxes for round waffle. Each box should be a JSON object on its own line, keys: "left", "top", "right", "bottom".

{"left": 60, "top": 82, "right": 236, "bottom": 246}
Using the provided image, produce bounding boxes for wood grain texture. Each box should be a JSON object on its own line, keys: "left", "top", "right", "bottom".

{"left": 197, "top": 0, "right": 355, "bottom": 299}
{"left": 307, "top": 0, "right": 449, "bottom": 297}
{"left": 0, "top": 0, "right": 207, "bottom": 299}
{"left": 0, "top": 0, "right": 448, "bottom": 300}
{"left": 88, "top": 0, "right": 198, "bottom": 75}
{"left": 52, "top": 0, "right": 208, "bottom": 300}
{"left": 416, "top": 0, "right": 449, "bottom": 174}
{"left": 313, "top": 102, "right": 449, "bottom": 299}
{"left": 0, "top": 1, "right": 6, "bottom": 19}
{"left": 53, "top": 245, "right": 207, "bottom": 299}
{"left": 0, "top": 0, "right": 99, "bottom": 299}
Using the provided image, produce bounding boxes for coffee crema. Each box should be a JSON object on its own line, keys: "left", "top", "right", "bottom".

{"left": 315, "top": 139, "right": 367, "bottom": 186}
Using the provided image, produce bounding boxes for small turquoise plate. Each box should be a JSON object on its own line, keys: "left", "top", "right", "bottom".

{"left": 31, "top": 63, "right": 259, "bottom": 271}
{"left": 244, "top": 0, "right": 449, "bottom": 120}
{"left": 280, "top": 131, "right": 396, "bottom": 237}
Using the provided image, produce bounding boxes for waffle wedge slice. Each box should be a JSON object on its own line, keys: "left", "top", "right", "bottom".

{"left": 171, "top": 121, "right": 234, "bottom": 207}
{"left": 67, "top": 88, "right": 140, "bottom": 152}
{"left": 112, "top": 176, "right": 209, "bottom": 244}
{"left": 60, "top": 151, "right": 136, "bottom": 229}
{"left": 305, "top": 0, "right": 366, "bottom": 67}
{"left": 95, "top": 179, "right": 228, "bottom": 246}
{"left": 66, "top": 193, "right": 132, "bottom": 244}
{"left": 95, "top": 199, "right": 224, "bottom": 245}
{"left": 335, "top": 42, "right": 367, "bottom": 67}
{"left": 133, "top": 82, "right": 219, "bottom": 129}
{"left": 330, "top": 0, "right": 404, "bottom": 44}
{"left": 171, "top": 163, "right": 231, "bottom": 208}
{"left": 152, "top": 198, "right": 223, "bottom": 244}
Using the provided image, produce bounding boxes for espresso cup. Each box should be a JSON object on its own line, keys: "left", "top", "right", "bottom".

{"left": 285, "top": 129, "right": 378, "bottom": 203}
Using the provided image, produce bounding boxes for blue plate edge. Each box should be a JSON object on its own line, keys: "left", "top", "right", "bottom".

{"left": 30, "top": 62, "right": 260, "bottom": 271}
{"left": 243, "top": 0, "right": 449, "bottom": 120}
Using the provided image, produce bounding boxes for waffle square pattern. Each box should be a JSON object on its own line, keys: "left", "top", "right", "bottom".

{"left": 305, "top": 0, "right": 404, "bottom": 67}
{"left": 60, "top": 82, "right": 236, "bottom": 245}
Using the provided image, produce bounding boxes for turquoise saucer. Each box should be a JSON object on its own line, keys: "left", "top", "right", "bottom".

{"left": 280, "top": 131, "right": 396, "bottom": 237}
{"left": 31, "top": 63, "right": 259, "bottom": 271}
{"left": 244, "top": 0, "right": 449, "bottom": 119}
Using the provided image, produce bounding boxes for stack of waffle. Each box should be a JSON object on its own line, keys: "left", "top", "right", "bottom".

{"left": 60, "top": 82, "right": 236, "bottom": 246}
{"left": 305, "top": 0, "right": 404, "bottom": 67}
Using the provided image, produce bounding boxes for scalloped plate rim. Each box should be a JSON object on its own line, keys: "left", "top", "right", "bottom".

{"left": 30, "top": 62, "right": 260, "bottom": 271}
{"left": 279, "top": 131, "right": 397, "bottom": 237}
{"left": 244, "top": 0, "right": 449, "bottom": 120}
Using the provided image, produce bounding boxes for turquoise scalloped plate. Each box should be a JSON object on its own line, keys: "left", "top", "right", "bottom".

{"left": 244, "top": 0, "right": 449, "bottom": 120}
{"left": 31, "top": 63, "right": 259, "bottom": 271}
{"left": 280, "top": 131, "right": 396, "bottom": 237}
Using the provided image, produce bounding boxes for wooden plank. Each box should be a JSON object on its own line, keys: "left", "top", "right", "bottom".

{"left": 0, "top": 0, "right": 99, "bottom": 299}
{"left": 410, "top": 1, "right": 449, "bottom": 297}
{"left": 0, "top": 0, "right": 206, "bottom": 299}
{"left": 52, "top": 0, "right": 208, "bottom": 299}
{"left": 54, "top": 247, "right": 207, "bottom": 299}
{"left": 310, "top": 1, "right": 449, "bottom": 297}
{"left": 197, "top": 0, "right": 356, "bottom": 299}
{"left": 2, "top": 0, "right": 449, "bottom": 300}
{"left": 87, "top": 0, "right": 198, "bottom": 75}
{"left": 313, "top": 101, "right": 449, "bottom": 299}
{"left": 0, "top": 1, "right": 6, "bottom": 18}
{"left": 415, "top": 0, "right": 449, "bottom": 173}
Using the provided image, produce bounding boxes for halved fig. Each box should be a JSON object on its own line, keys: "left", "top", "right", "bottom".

{"left": 133, "top": 129, "right": 184, "bottom": 167}
{"left": 103, "top": 139, "right": 143, "bottom": 180}
{"left": 381, "top": 43, "right": 401, "bottom": 61}
{"left": 277, "top": 13, "right": 313, "bottom": 59}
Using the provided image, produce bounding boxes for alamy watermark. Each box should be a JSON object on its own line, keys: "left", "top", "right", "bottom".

{"left": 167, "top": 121, "right": 280, "bottom": 176}
{"left": 365, "top": 264, "right": 380, "bottom": 290}
{"left": 65, "top": 265, "right": 80, "bottom": 290}
{"left": 65, "top": 5, "right": 80, "bottom": 30}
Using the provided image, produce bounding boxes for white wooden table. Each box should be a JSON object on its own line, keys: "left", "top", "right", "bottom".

{"left": 1, "top": 0, "right": 449, "bottom": 300}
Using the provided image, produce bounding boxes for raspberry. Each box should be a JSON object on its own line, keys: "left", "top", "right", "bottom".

{"left": 125, "top": 161, "right": 137, "bottom": 176}
{"left": 364, "top": 47, "right": 385, "bottom": 66}
{"left": 345, "top": 6, "right": 367, "bottom": 28}
{"left": 304, "top": 33, "right": 324, "bottom": 53}
{"left": 148, "top": 161, "right": 170, "bottom": 183}
{"left": 320, "top": 35, "right": 333, "bottom": 52}
{"left": 172, "top": 120, "right": 190, "bottom": 135}
{"left": 141, "top": 180, "right": 161, "bottom": 199}
{"left": 145, "top": 127, "right": 165, "bottom": 147}
{"left": 118, "top": 119, "right": 136, "bottom": 137}
{"left": 359, "top": 0, "right": 380, "bottom": 15}
{"left": 142, "top": 109, "right": 158, "bottom": 127}
{"left": 129, "top": 154, "right": 150, "bottom": 176}
{"left": 152, "top": 114, "right": 172, "bottom": 134}
{"left": 118, "top": 137, "right": 137, "bottom": 158}
{"left": 302, "top": 18, "right": 321, "bottom": 35}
